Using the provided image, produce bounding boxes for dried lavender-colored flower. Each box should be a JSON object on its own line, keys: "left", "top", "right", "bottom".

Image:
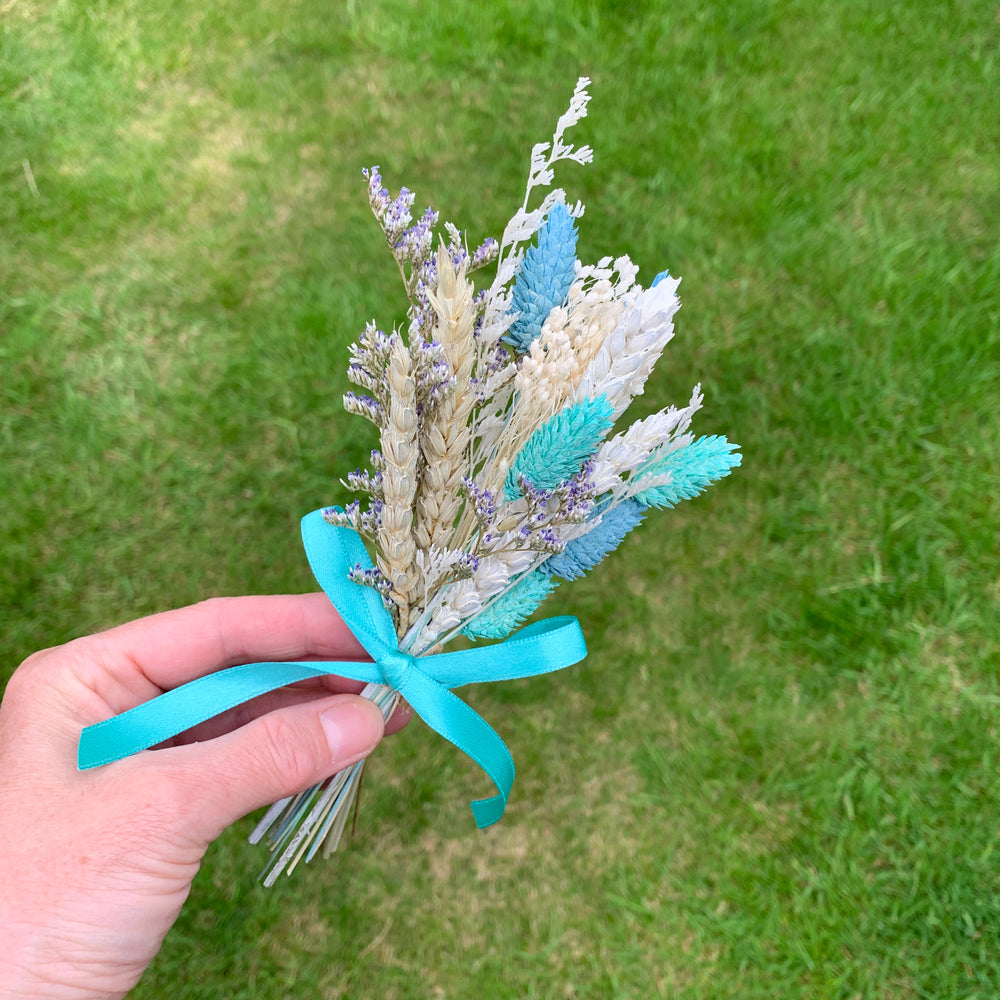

{"left": 343, "top": 391, "right": 385, "bottom": 427}
{"left": 344, "top": 468, "right": 384, "bottom": 498}
{"left": 461, "top": 476, "right": 498, "bottom": 524}
{"left": 470, "top": 237, "right": 499, "bottom": 271}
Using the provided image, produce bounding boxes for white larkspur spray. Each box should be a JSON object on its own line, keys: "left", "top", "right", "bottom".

{"left": 479, "top": 77, "right": 593, "bottom": 351}
{"left": 590, "top": 384, "right": 704, "bottom": 497}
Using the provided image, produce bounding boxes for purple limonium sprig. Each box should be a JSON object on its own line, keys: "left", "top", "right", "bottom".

{"left": 442, "top": 224, "right": 499, "bottom": 277}
{"left": 347, "top": 562, "right": 394, "bottom": 605}
{"left": 344, "top": 468, "right": 384, "bottom": 498}
{"left": 471, "top": 237, "right": 499, "bottom": 270}
{"left": 363, "top": 168, "right": 499, "bottom": 343}
{"left": 359, "top": 500, "right": 384, "bottom": 538}
{"left": 347, "top": 322, "right": 395, "bottom": 399}
{"left": 408, "top": 252, "right": 439, "bottom": 338}
{"left": 363, "top": 166, "right": 419, "bottom": 244}
{"left": 324, "top": 499, "right": 384, "bottom": 540}
{"left": 461, "top": 476, "right": 498, "bottom": 524}
{"left": 342, "top": 391, "right": 384, "bottom": 427}
{"left": 412, "top": 339, "right": 456, "bottom": 413}
{"left": 363, "top": 165, "right": 390, "bottom": 215}
{"left": 455, "top": 551, "right": 481, "bottom": 577}
{"left": 521, "top": 524, "right": 565, "bottom": 554}
{"left": 552, "top": 459, "right": 598, "bottom": 523}
{"left": 396, "top": 206, "right": 438, "bottom": 260}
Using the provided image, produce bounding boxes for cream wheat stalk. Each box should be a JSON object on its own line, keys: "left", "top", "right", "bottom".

{"left": 413, "top": 249, "right": 476, "bottom": 554}
{"left": 377, "top": 333, "right": 420, "bottom": 634}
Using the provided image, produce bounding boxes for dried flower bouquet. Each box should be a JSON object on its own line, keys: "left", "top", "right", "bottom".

{"left": 246, "top": 78, "right": 739, "bottom": 880}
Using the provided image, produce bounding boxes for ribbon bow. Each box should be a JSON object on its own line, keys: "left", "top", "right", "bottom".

{"left": 79, "top": 510, "right": 588, "bottom": 827}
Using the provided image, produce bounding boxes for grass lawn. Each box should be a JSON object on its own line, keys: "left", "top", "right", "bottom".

{"left": 2, "top": 0, "right": 999, "bottom": 996}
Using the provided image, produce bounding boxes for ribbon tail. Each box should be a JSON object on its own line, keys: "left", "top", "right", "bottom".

{"left": 426, "top": 615, "right": 587, "bottom": 689}
{"left": 397, "top": 669, "right": 515, "bottom": 828}
{"left": 78, "top": 659, "right": 383, "bottom": 769}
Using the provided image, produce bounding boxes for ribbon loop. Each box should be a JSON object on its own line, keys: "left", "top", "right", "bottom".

{"left": 78, "top": 509, "right": 589, "bottom": 827}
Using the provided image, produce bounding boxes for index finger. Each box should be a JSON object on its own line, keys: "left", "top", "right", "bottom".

{"left": 94, "top": 593, "right": 370, "bottom": 692}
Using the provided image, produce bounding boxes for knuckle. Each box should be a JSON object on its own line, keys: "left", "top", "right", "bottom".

{"left": 2, "top": 649, "right": 56, "bottom": 709}
{"left": 11, "top": 646, "right": 54, "bottom": 679}
{"left": 254, "top": 713, "right": 324, "bottom": 789}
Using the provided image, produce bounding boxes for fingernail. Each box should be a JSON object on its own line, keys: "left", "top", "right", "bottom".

{"left": 320, "top": 699, "right": 384, "bottom": 762}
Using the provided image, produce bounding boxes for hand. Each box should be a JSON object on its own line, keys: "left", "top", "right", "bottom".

{"left": 0, "top": 593, "right": 409, "bottom": 1000}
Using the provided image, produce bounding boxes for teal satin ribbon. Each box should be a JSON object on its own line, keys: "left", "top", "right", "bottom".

{"left": 78, "top": 509, "right": 588, "bottom": 827}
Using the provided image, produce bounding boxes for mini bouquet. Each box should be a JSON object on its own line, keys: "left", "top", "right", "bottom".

{"left": 78, "top": 78, "right": 740, "bottom": 884}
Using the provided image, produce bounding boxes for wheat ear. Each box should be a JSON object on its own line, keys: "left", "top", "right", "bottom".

{"left": 413, "top": 248, "right": 477, "bottom": 552}
{"left": 377, "top": 332, "right": 420, "bottom": 634}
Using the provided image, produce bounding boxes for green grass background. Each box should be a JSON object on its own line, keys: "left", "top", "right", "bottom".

{"left": 2, "top": 0, "right": 998, "bottom": 996}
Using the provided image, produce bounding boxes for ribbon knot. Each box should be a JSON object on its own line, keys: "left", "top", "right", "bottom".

{"left": 78, "top": 510, "right": 588, "bottom": 827}
{"left": 377, "top": 648, "right": 416, "bottom": 692}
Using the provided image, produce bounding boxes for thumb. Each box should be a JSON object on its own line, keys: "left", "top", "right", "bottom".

{"left": 164, "top": 693, "right": 385, "bottom": 842}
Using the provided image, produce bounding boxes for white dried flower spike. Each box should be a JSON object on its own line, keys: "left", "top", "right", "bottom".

{"left": 574, "top": 275, "right": 681, "bottom": 417}
{"left": 590, "top": 385, "right": 704, "bottom": 497}
{"left": 480, "top": 77, "right": 594, "bottom": 346}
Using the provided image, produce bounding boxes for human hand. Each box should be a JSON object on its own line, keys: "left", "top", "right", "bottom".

{"left": 0, "top": 593, "right": 409, "bottom": 1000}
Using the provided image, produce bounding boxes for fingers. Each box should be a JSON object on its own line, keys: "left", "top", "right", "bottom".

{"left": 157, "top": 680, "right": 359, "bottom": 745}
{"left": 166, "top": 685, "right": 414, "bottom": 746}
{"left": 94, "top": 594, "right": 370, "bottom": 691}
{"left": 159, "top": 693, "right": 385, "bottom": 841}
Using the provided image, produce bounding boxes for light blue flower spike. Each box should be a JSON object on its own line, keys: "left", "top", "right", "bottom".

{"left": 541, "top": 498, "right": 647, "bottom": 581}
{"left": 634, "top": 436, "right": 742, "bottom": 509}
{"left": 503, "top": 202, "right": 579, "bottom": 353}
{"left": 505, "top": 395, "right": 614, "bottom": 499}
{"left": 463, "top": 571, "right": 558, "bottom": 639}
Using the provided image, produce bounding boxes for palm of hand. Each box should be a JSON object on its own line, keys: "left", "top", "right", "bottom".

{"left": 1, "top": 638, "right": 206, "bottom": 1000}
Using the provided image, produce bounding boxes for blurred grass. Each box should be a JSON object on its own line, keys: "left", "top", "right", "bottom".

{"left": 2, "top": 0, "right": 999, "bottom": 996}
